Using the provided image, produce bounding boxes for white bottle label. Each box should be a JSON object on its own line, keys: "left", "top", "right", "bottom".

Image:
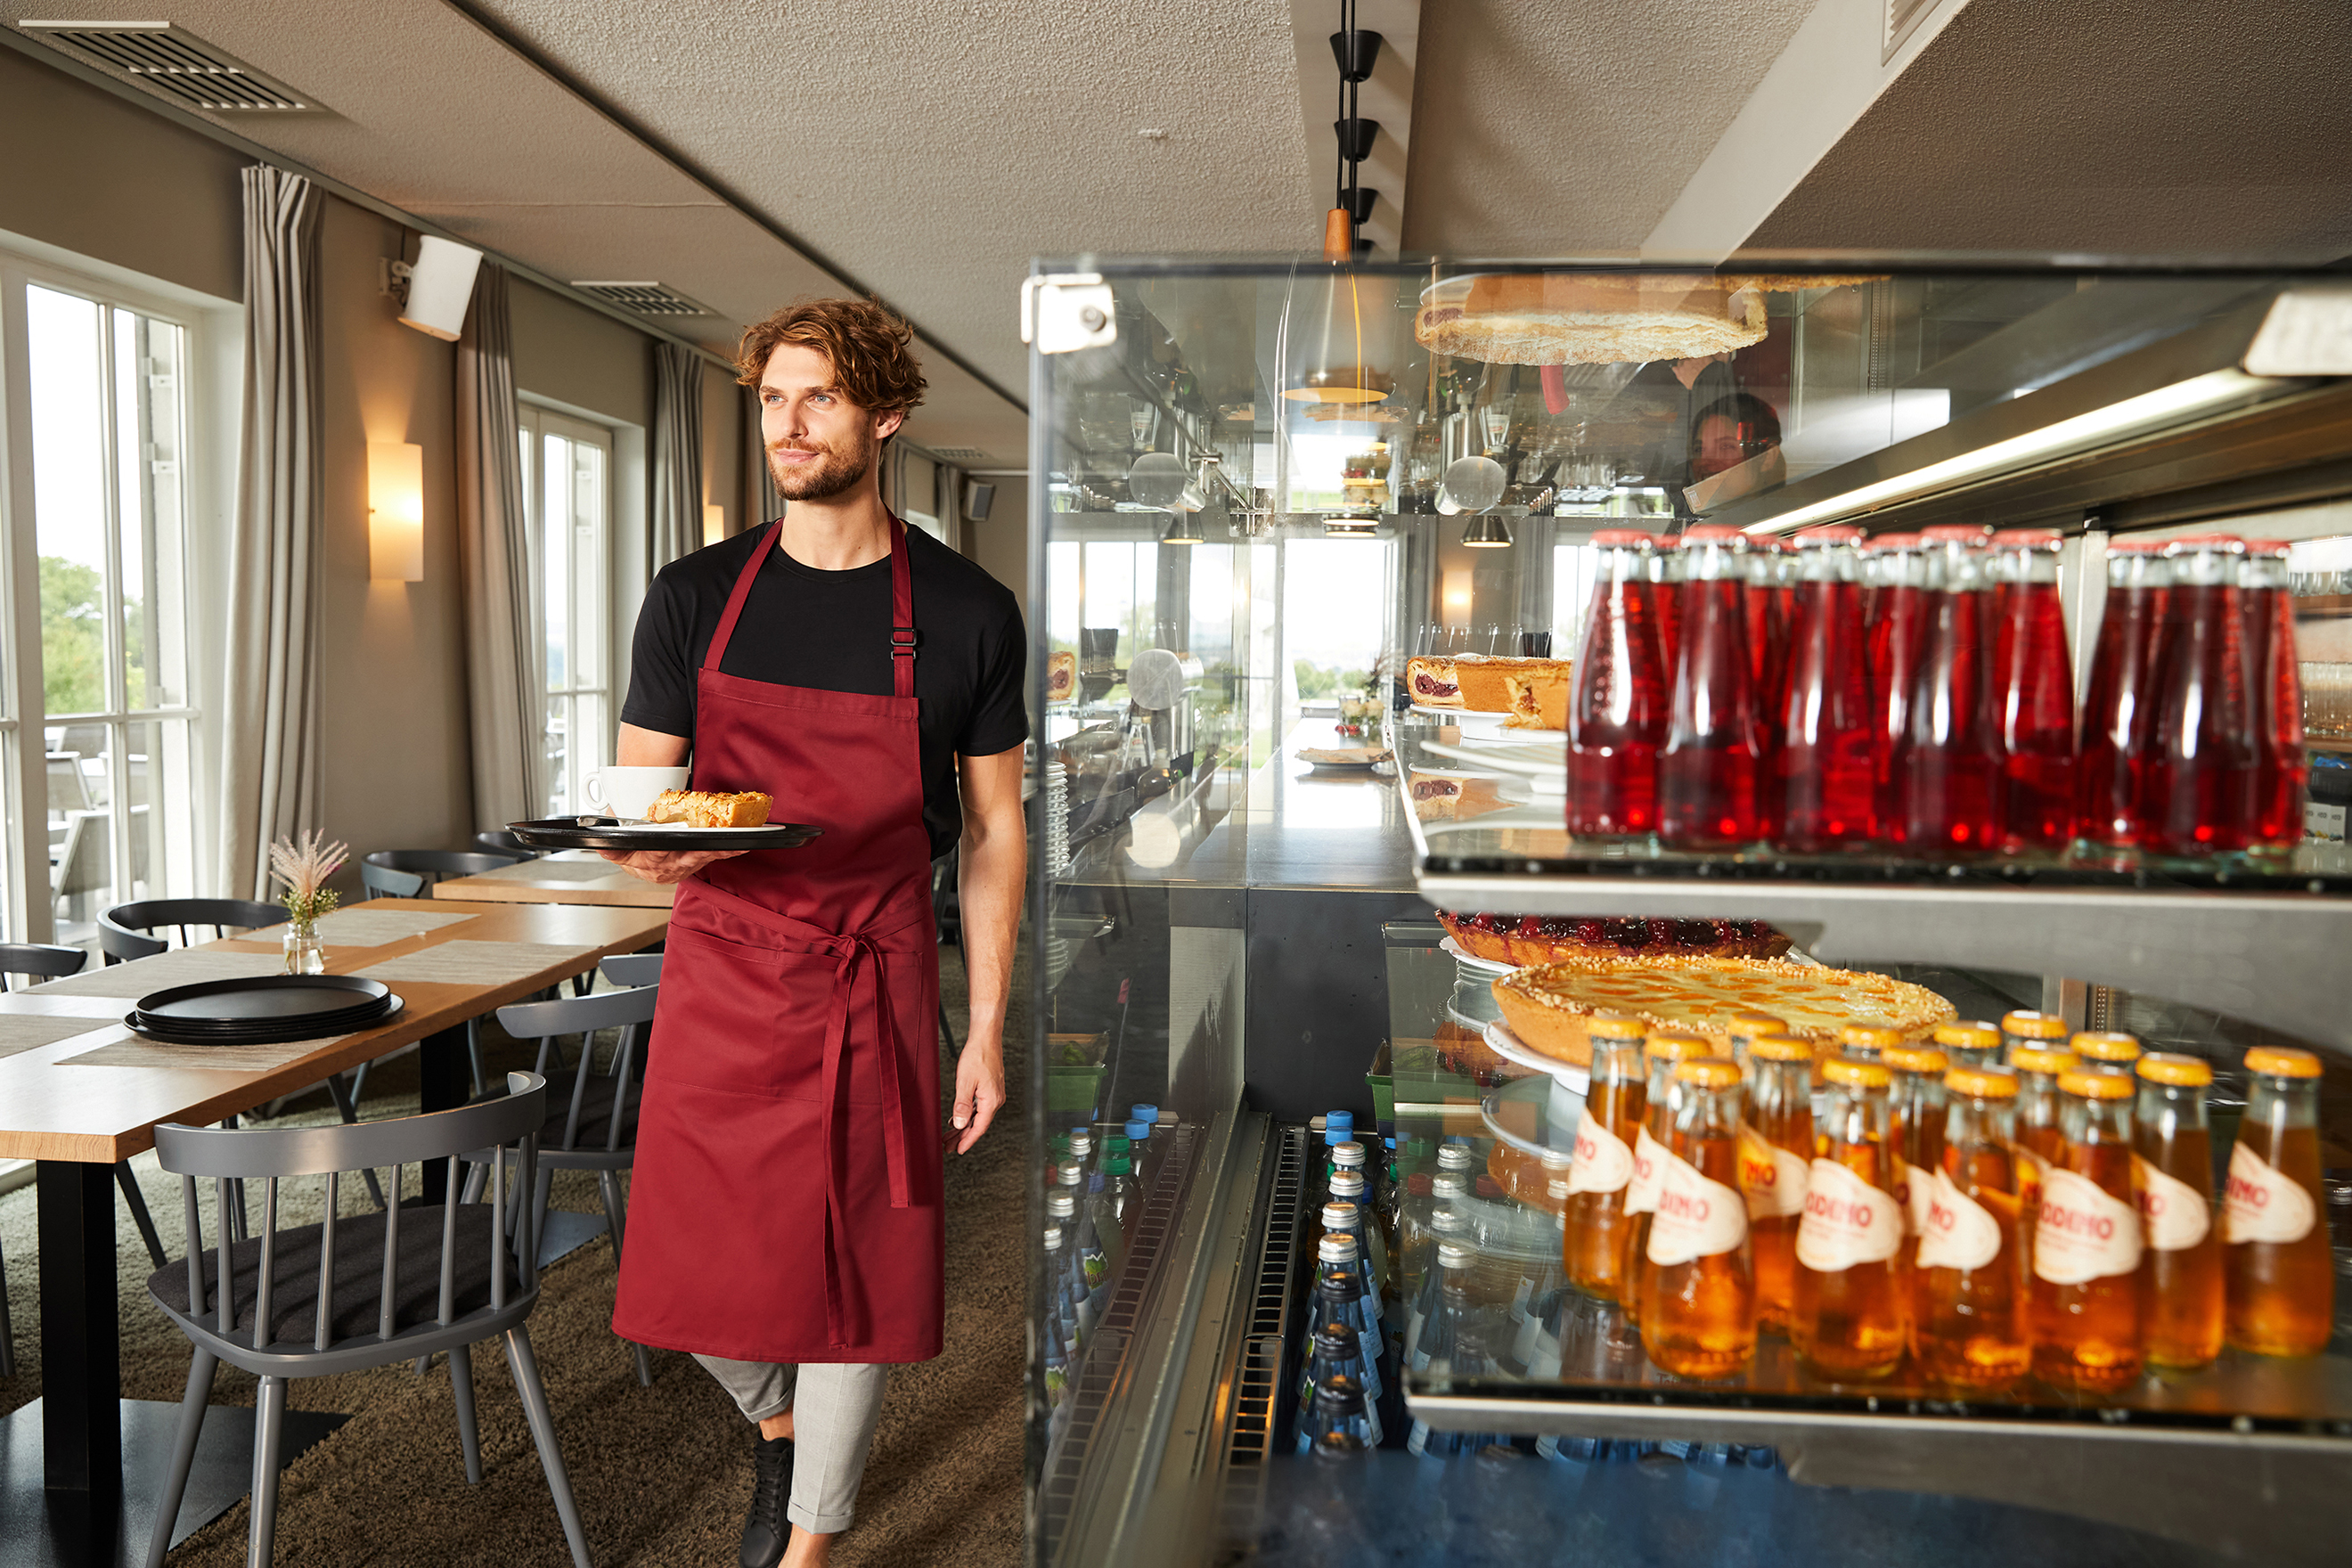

{"left": 1795, "top": 1159, "right": 1901, "bottom": 1272}
{"left": 1894, "top": 1157, "right": 1936, "bottom": 1238}
{"left": 1915, "top": 1168, "right": 2003, "bottom": 1272}
{"left": 1568, "top": 1116, "right": 1635, "bottom": 1196}
{"left": 2033, "top": 1168, "right": 2143, "bottom": 1284}
{"left": 2134, "top": 1154, "right": 2212, "bottom": 1252}
{"left": 1646, "top": 1152, "right": 1748, "bottom": 1266}
{"left": 1737, "top": 1125, "right": 1809, "bottom": 1220}
{"left": 2223, "top": 1142, "right": 2317, "bottom": 1245}
{"left": 1622, "top": 1125, "right": 1668, "bottom": 1216}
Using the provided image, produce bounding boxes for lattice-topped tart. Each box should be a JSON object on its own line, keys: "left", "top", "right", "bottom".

{"left": 1440, "top": 911, "right": 1791, "bottom": 967}
{"left": 1492, "top": 956, "right": 1955, "bottom": 1067}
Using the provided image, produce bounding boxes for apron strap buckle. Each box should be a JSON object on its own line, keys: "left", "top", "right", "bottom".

{"left": 889, "top": 626, "right": 918, "bottom": 658}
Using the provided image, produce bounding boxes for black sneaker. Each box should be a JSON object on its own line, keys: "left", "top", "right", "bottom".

{"left": 740, "top": 1430, "right": 794, "bottom": 1568}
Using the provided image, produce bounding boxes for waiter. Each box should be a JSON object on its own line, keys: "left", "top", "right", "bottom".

{"left": 600, "top": 297, "right": 1026, "bottom": 1568}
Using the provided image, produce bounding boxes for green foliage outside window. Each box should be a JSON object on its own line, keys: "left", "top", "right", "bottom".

{"left": 40, "top": 555, "right": 142, "bottom": 715}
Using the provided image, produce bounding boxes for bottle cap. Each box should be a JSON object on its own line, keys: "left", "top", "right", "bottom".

{"left": 1103, "top": 1135, "right": 1132, "bottom": 1156}
{"left": 1727, "top": 1011, "right": 1789, "bottom": 1040}
{"left": 1050, "top": 1134, "right": 1073, "bottom": 1161}
{"left": 1944, "top": 1066, "right": 2019, "bottom": 1098}
{"left": 1749, "top": 1033, "right": 1813, "bottom": 1063}
{"left": 1314, "top": 1374, "right": 1366, "bottom": 1413}
{"left": 1317, "top": 1233, "right": 1360, "bottom": 1262}
{"left": 2060, "top": 1069, "right": 2135, "bottom": 1100}
{"left": 1823, "top": 1056, "right": 1893, "bottom": 1090}
{"left": 1644, "top": 1031, "right": 1709, "bottom": 1061}
{"left": 1313, "top": 1433, "right": 1369, "bottom": 1458}
{"left": 1043, "top": 1224, "right": 1064, "bottom": 1250}
{"left": 1429, "top": 1207, "right": 1469, "bottom": 1236}
{"left": 1131, "top": 1104, "right": 1160, "bottom": 1123}
{"left": 1315, "top": 1267, "right": 1362, "bottom": 1301}
{"left": 1329, "top": 1170, "right": 1367, "bottom": 1198}
{"left": 2010, "top": 1046, "right": 2078, "bottom": 1076}
{"left": 1590, "top": 528, "right": 1659, "bottom": 547}
{"left": 1863, "top": 532, "right": 1923, "bottom": 551}
{"left": 1882, "top": 1045, "right": 1949, "bottom": 1075}
{"left": 1321, "top": 1202, "right": 1360, "bottom": 1230}
{"left": 1435, "top": 1241, "right": 1474, "bottom": 1269}
{"left": 1933, "top": 1021, "right": 2003, "bottom": 1053}
{"left": 1989, "top": 528, "right": 2062, "bottom": 547}
{"left": 1406, "top": 1172, "right": 1433, "bottom": 1197}
{"left": 1674, "top": 1057, "right": 1743, "bottom": 1089}
{"left": 2105, "top": 535, "right": 2169, "bottom": 554}
{"left": 1587, "top": 1014, "right": 1648, "bottom": 1041}
{"left": 1436, "top": 1143, "right": 1475, "bottom": 1172}
{"left": 1047, "top": 1192, "right": 1075, "bottom": 1218}
{"left": 1840, "top": 1023, "right": 1907, "bottom": 1050}
{"left": 1432, "top": 1172, "right": 1471, "bottom": 1199}
{"left": 1793, "top": 524, "right": 1865, "bottom": 545}
{"left": 1921, "top": 525, "right": 1990, "bottom": 543}
{"left": 1069, "top": 1125, "right": 1091, "bottom": 1142}
{"left": 1056, "top": 1161, "right": 1083, "bottom": 1186}
{"left": 1332, "top": 1140, "right": 1367, "bottom": 1166}
{"left": 2070, "top": 1031, "right": 2142, "bottom": 1065}
{"left": 2163, "top": 533, "right": 2246, "bottom": 554}
{"left": 2244, "top": 1045, "right": 2323, "bottom": 1079}
{"left": 2136, "top": 1052, "right": 2212, "bottom": 1088}
{"left": 1103, "top": 1155, "right": 1132, "bottom": 1176}
{"left": 1539, "top": 1147, "right": 1574, "bottom": 1171}
{"left": 1681, "top": 524, "right": 1744, "bottom": 543}
{"left": 1313, "top": 1322, "right": 1362, "bottom": 1360}
{"left": 2001, "top": 1010, "right": 2070, "bottom": 1041}
{"left": 1325, "top": 1111, "right": 1355, "bottom": 1142}
{"left": 1124, "top": 1120, "right": 1152, "bottom": 1140}
{"left": 2242, "top": 537, "right": 2291, "bottom": 558}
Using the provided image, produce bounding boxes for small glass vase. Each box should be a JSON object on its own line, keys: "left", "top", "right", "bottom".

{"left": 282, "top": 915, "right": 325, "bottom": 976}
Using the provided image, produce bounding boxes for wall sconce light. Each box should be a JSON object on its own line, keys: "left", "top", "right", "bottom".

{"left": 703, "top": 502, "right": 727, "bottom": 546}
{"left": 1440, "top": 568, "right": 1472, "bottom": 617}
{"left": 393, "top": 235, "right": 485, "bottom": 341}
{"left": 368, "top": 441, "right": 424, "bottom": 581}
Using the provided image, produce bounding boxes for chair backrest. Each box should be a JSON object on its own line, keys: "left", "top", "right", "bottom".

{"left": 359, "top": 862, "right": 429, "bottom": 899}
{"left": 497, "top": 985, "right": 657, "bottom": 1154}
{"left": 152, "top": 1072, "right": 549, "bottom": 1353}
{"left": 599, "top": 952, "right": 663, "bottom": 988}
{"left": 100, "top": 898, "right": 284, "bottom": 964}
{"left": 473, "top": 830, "right": 542, "bottom": 860}
{"left": 364, "top": 849, "right": 523, "bottom": 885}
{"left": 0, "top": 941, "right": 87, "bottom": 992}
{"left": 53, "top": 811, "right": 109, "bottom": 899}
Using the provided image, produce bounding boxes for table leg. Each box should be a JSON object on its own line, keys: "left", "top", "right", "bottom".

{"left": 419, "top": 1025, "right": 470, "bottom": 1204}
{"left": 37, "top": 1159, "right": 120, "bottom": 1554}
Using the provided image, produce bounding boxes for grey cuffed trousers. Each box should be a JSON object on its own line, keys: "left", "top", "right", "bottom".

{"left": 694, "top": 1354, "right": 891, "bottom": 1534}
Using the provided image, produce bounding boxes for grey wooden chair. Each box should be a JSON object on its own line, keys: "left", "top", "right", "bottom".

{"left": 143, "top": 1072, "right": 591, "bottom": 1568}
{"left": 465, "top": 984, "right": 657, "bottom": 1386}
{"left": 99, "top": 898, "right": 282, "bottom": 963}
{"left": 354, "top": 852, "right": 530, "bottom": 1099}
{"left": 597, "top": 952, "right": 662, "bottom": 988}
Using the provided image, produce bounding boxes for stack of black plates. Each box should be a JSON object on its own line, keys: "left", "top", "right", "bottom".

{"left": 127, "top": 976, "right": 404, "bottom": 1046}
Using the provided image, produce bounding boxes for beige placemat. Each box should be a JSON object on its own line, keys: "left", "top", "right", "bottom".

{"left": 62, "top": 1033, "right": 352, "bottom": 1071}
{"left": 491, "top": 861, "right": 626, "bottom": 883}
{"left": 29, "top": 949, "right": 288, "bottom": 999}
{"left": 355, "top": 941, "right": 590, "bottom": 987}
{"left": 0, "top": 1013, "right": 117, "bottom": 1060}
{"left": 251, "top": 907, "right": 478, "bottom": 948}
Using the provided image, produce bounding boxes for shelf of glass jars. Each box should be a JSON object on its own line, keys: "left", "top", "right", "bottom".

{"left": 1389, "top": 721, "right": 2352, "bottom": 1051}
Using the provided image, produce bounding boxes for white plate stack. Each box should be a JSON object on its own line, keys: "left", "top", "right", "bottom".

{"left": 1042, "top": 761, "right": 1071, "bottom": 880}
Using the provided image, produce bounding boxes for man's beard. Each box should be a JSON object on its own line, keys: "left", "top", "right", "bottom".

{"left": 767, "top": 434, "right": 872, "bottom": 501}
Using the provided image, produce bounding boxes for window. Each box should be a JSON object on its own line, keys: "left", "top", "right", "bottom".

{"left": 519, "top": 405, "right": 613, "bottom": 814}
{"left": 3, "top": 275, "right": 202, "bottom": 946}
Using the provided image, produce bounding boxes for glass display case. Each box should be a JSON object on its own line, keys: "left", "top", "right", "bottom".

{"left": 1023, "top": 258, "right": 2352, "bottom": 1567}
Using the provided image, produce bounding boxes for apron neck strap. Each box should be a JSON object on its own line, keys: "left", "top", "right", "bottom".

{"left": 702, "top": 516, "right": 918, "bottom": 698}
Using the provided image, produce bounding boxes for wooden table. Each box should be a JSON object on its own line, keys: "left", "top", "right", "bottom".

{"left": 0, "top": 897, "right": 668, "bottom": 1566}
{"left": 432, "top": 851, "right": 674, "bottom": 908}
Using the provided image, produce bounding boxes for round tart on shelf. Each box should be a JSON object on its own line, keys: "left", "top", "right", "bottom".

{"left": 1437, "top": 910, "right": 1791, "bottom": 967}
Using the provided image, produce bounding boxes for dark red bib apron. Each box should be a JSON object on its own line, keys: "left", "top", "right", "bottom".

{"left": 613, "top": 518, "right": 943, "bottom": 1363}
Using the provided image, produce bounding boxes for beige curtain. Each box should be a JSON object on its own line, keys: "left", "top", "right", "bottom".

{"left": 217, "top": 166, "right": 324, "bottom": 898}
{"left": 454, "top": 264, "right": 543, "bottom": 827}
{"left": 743, "top": 381, "right": 781, "bottom": 533}
{"left": 651, "top": 340, "right": 704, "bottom": 568}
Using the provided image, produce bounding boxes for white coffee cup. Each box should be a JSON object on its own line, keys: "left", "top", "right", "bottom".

{"left": 584, "top": 766, "right": 689, "bottom": 821}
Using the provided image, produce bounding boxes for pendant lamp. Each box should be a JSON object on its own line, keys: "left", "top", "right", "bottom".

{"left": 1163, "top": 512, "right": 1206, "bottom": 545}
{"left": 1460, "top": 515, "right": 1513, "bottom": 549}
{"left": 1283, "top": 267, "right": 1394, "bottom": 405}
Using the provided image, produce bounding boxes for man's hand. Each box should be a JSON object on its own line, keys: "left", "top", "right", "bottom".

{"left": 596, "top": 847, "right": 746, "bottom": 884}
{"left": 950, "top": 1033, "right": 1006, "bottom": 1155}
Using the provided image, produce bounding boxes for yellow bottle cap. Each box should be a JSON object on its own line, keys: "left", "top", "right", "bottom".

{"left": 1727, "top": 1010, "right": 1787, "bottom": 1039}
{"left": 1841, "top": 1023, "right": 1907, "bottom": 1050}
{"left": 1822, "top": 1056, "right": 1893, "bottom": 1090}
{"left": 2070, "top": 1032, "right": 2142, "bottom": 1064}
{"left": 1673, "top": 1057, "right": 1744, "bottom": 1090}
{"left": 1644, "top": 1031, "right": 1709, "bottom": 1061}
{"left": 1587, "top": 1014, "right": 1648, "bottom": 1041}
{"left": 1933, "top": 1021, "right": 2003, "bottom": 1053}
{"left": 1749, "top": 1033, "right": 1813, "bottom": 1064}
{"left": 2135, "top": 1052, "right": 2212, "bottom": 1088}
{"left": 2244, "top": 1045, "right": 2323, "bottom": 1079}
{"left": 1944, "top": 1067, "right": 2019, "bottom": 1098}
{"left": 2003, "top": 1010, "right": 2070, "bottom": 1041}
{"left": 2059, "top": 1069, "right": 2135, "bottom": 1100}
{"left": 2011, "top": 1046, "right": 2079, "bottom": 1076}
{"left": 1882, "top": 1045, "right": 1950, "bottom": 1075}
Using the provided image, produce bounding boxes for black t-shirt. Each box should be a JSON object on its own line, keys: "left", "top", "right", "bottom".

{"left": 621, "top": 523, "right": 1028, "bottom": 858}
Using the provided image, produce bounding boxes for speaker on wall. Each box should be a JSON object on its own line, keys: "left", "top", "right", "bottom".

{"left": 397, "top": 235, "right": 485, "bottom": 341}
{"left": 964, "top": 479, "right": 997, "bottom": 522}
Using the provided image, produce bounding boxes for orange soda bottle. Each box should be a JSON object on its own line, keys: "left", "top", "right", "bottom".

{"left": 1913, "top": 1067, "right": 2029, "bottom": 1390}
{"left": 2072, "top": 1031, "right": 2143, "bottom": 1077}
{"left": 1621, "top": 1031, "right": 1708, "bottom": 1326}
{"left": 2029, "top": 1069, "right": 2144, "bottom": 1392}
{"left": 1840, "top": 1022, "right": 1904, "bottom": 1063}
{"left": 2009, "top": 1045, "right": 2080, "bottom": 1209}
{"left": 1793, "top": 1057, "right": 1907, "bottom": 1380}
{"left": 1934, "top": 1020, "right": 2003, "bottom": 1072}
{"left": 1726, "top": 1009, "right": 1787, "bottom": 1078}
{"left": 1562, "top": 1018, "right": 1647, "bottom": 1303}
{"left": 1740, "top": 1034, "right": 1815, "bottom": 1330}
{"left": 2224, "top": 1046, "right": 2336, "bottom": 1357}
{"left": 1638, "top": 1057, "right": 1756, "bottom": 1378}
{"left": 1884, "top": 1043, "right": 1950, "bottom": 1344}
{"left": 2001, "top": 1009, "right": 2070, "bottom": 1064}
{"left": 1530, "top": 1148, "right": 1573, "bottom": 1217}
{"left": 2133, "top": 1053, "right": 2223, "bottom": 1369}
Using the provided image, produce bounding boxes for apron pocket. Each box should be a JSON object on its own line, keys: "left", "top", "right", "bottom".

{"left": 654, "top": 926, "right": 844, "bottom": 1102}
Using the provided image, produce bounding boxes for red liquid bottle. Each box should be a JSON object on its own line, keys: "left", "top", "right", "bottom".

{"left": 1652, "top": 535, "right": 1686, "bottom": 702}
{"left": 1778, "top": 526, "right": 1876, "bottom": 851}
{"left": 1902, "top": 527, "right": 2005, "bottom": 854}
{"left": 1865, "top": 535, "right": 1929, "bottom": 846}
{"left": 2148, "top": 535, "right": 2257, "bottom": 856}
{"left": 2075, "top": 539, "right": 2170, "bottom": 849}
{"left": 1989, "top": 529, "right": 2077, "bottom": 853}
{"left": 1566, "top": 530, "right": 1670, "bottom": 837}
{"left": 1660, "top": 526, "right": 1765, "bottom": 847}
{"left": 2239, "top": 539, "right": 2307, "bottom": 854}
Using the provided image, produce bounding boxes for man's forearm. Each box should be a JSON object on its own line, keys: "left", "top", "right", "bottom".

{"left": 958, "top": 804, "right": 1025, "bottom": 1044}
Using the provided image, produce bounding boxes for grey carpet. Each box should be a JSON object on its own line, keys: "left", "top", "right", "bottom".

{"left": 0, "top": 943, "right": 1027, "bottom": 1567}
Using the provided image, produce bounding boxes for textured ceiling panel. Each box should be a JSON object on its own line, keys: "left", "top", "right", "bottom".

{"left": 1401, "top": 0, "right": 1817, "bottom": 255}
{"left": 1747, "top": 0, "right": 2352, "bottom": 260}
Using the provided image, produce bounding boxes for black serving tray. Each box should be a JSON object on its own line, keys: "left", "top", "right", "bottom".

{"left": 127, "top": 976, "right": 403, "bottom": 1045}
{"left": 506, "top": 816, "right": 824, "bottom": 852}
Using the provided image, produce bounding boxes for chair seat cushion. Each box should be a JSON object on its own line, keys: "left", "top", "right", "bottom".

{"left": 150, "top": 1204, "right": 516, "bottom": 1350}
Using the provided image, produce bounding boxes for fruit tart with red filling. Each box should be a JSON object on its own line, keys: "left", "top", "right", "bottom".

{"left": 1436, "top": 911, "right": 1792, "bottom": 968}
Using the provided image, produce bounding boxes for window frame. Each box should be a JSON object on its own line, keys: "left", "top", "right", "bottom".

{"left": 517, "top": 402, "right": 617, "bottom": 815}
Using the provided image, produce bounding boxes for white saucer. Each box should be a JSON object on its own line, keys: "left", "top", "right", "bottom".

{"left": 1438, "top": 935, "right": 1516, "bottom": 975}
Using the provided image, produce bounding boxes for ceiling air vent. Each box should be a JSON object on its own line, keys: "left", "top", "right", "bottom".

{"left": 1882, "top": 0, "right": 1946, "bottom": 62}
{"left": 927, "top": 447, "right": 987, "bottom": 462}
{"left": 570, "top": 282, "right": 715, "bottom": 317}
{"left": 18, "top": 21, "right": 318, "bottom": 111}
